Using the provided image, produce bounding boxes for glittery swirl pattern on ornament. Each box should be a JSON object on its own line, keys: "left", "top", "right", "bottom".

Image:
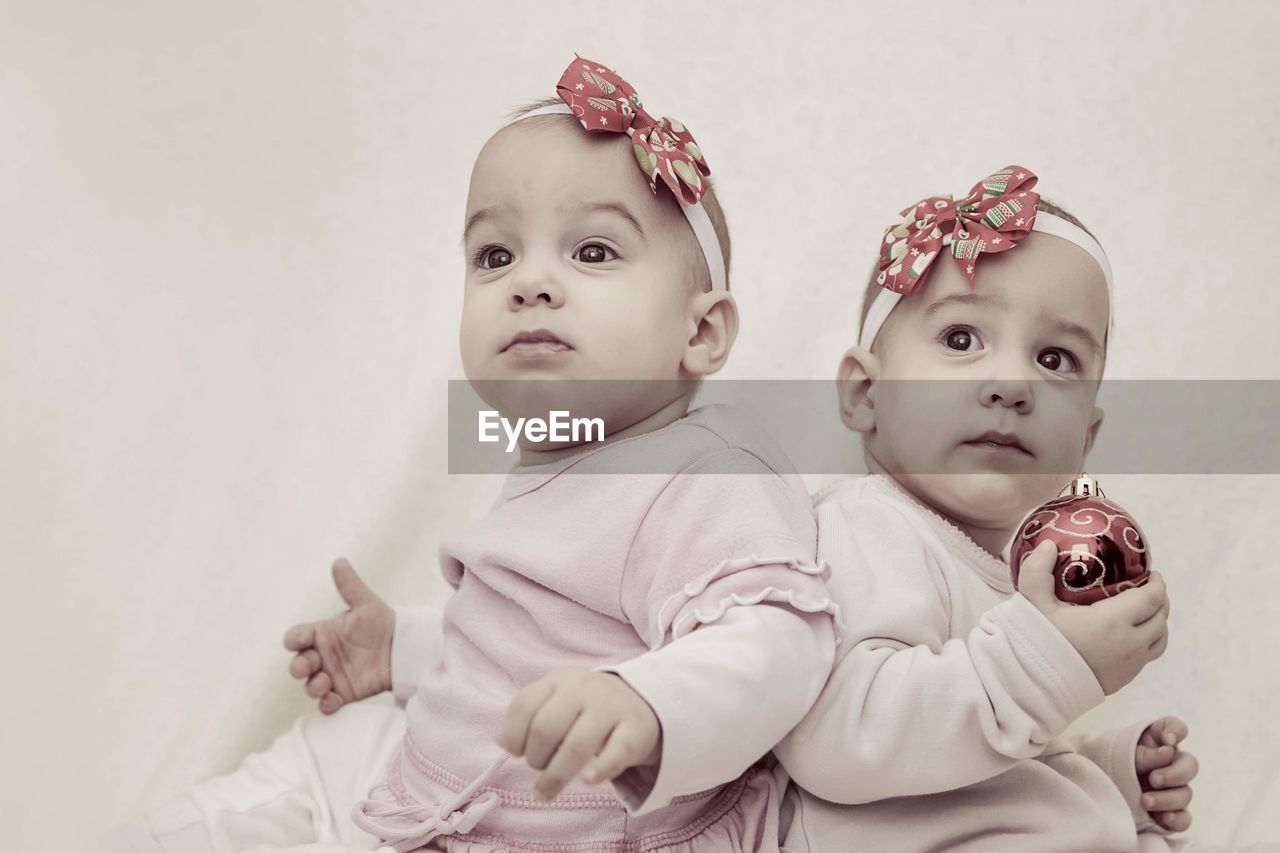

{"left": 1011, "top": 495, "right": 1151, "bottom": 605}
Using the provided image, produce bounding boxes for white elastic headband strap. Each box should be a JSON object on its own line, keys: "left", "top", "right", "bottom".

{"left": 508, "top": 103, "right": 727, "bottom": 292}
{"left": 857, "top": 210, "right": 1115, "bottom": 350}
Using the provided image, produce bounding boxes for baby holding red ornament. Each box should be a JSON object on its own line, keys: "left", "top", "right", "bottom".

{"left": 772, "top": 167, "right": 1196, "bottom": 851}
{"left": 264, "top": 164, "right": 1277, "bottom": 851}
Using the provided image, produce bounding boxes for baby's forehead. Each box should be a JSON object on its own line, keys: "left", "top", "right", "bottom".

{"left": 921, "top": 235, "right": 1108, "bottom": 327}
{"left": 466, "top": 118, "right": 687, "bottom": 232}
{"left": 472, "top": 119, "right": 634, "bottom": 192}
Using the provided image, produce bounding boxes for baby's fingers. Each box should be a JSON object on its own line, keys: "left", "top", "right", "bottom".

{"left": 1137, "top": 571, "right": 1169, "bottom": 623}
{"left": 581, "top": 723, "right": 649, "bottom": 787}
{"left": 1155, "top": 809, "right": 1192, "bottom": 832}
{"left": 1150, "top": 751, "right": 1199, "bottom": 789}
{"left": 1146, "top": 628, "right": 1169, "bottom": 660}
{"left": 497, "top": 679, "right": 556, "bottom": 757}
{"left": 522, "top": 694, "right": 583, "bottom": 772}
{"left": 1154, "top": 716, "right": 1189, "bottom": 747}
{"left": 318, "top": 692, "right": 345, "bottom": 715}
{"left": 1135, "top": 602, "right": 1169, "bottom": 650}
{"left": 1142, "top": 785, "right": 1192, "bottom": 814}
{"left": 289, "top": 650, "right": 321, "bottom": 680}
{"left": 305, "top": 672, "right": 332, "bottom": 699}
{"left": 283, "top": 623, "right": 315, "bottom": 652}
{"left": 1097, "top": 571, "right": 1166, "bottom": 627}
{"left": 1141, "top": 716, "right": 1188, "bottom": 749}
{"left": 535, "top": 715, "right": 611, "bottom": 801}
{"left": 1136, "top": 744, "right": 1176, "bottom": 774}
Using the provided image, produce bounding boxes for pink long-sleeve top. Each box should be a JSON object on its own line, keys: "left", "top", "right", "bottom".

{"left": 356, "top": 405, "right": 839, "bottom": 852}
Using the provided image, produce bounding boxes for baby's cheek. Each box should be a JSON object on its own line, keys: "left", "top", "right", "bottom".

{"left": 458, "top": 329, "right": 493, "bottom": 381}
{"left": 1038, "top": 421, "right": 1093, "bottom": 477}
{"left": 1035, "top": 390, "right": 1097, "bottom": 453}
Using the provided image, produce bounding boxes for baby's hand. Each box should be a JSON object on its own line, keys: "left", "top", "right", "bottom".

{"left": 1136, "top": 716, "right": 1197, "bottom": 832}
{"left": 1017, "top": 540, "right": 1170, "bottom": 694}
{"left": 282, "top": 558, "right": 395, "bottom": 714}
{"left": 497, "top": 669, "right": 661, "bottom": 802}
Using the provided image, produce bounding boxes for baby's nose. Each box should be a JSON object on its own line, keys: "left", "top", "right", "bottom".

{"left": 507, "top": 266, "right": 564, "bottom": 309}
{"left": 980, "top": 378, "right": 1034, "bottom": 412}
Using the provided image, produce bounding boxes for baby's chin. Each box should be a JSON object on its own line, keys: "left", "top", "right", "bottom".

{"left": 464, "top": 370, "right": 687, "bottom": 427}
{"left": 904, "top": 472, "right": 1052, "bottom": 532}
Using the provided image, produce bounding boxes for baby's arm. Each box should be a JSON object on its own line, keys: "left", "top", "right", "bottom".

{"left": 602, "top": 604, "right": 834, "bottom": 812}
{"left": 499, "top": 605, "right": 833, "bottom": 810}
{"left": 775, "top": 495, "right": 1107, "bottom": 804}
{"left": 501, "top": 447, "right": 839, "bottom": 812}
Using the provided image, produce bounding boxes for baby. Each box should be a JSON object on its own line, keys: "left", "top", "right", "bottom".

{"left": 773, "top": 167, "right": 1193, "bottom": 851}
{"left": 119, "top": 57, "right": 840, "bottom": 853}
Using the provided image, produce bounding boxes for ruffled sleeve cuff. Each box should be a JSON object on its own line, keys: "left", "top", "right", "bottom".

{"left": 651, "top": 553, "right": 845, "bottom": 650}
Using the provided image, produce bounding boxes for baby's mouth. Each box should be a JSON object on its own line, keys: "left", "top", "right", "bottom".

{"left": 962, "top": 430, "right": 1033, "bottom": 457}
{"left": 502, "top": 329, "right": 573, "bottom": 356}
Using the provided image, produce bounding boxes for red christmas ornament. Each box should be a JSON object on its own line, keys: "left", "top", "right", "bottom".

{"left": 1009, "top": 475, "right": 1152, "bottom": 605}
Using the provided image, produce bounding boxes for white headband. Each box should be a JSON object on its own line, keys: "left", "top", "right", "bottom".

{"left": 858, "top": 210, "right": 1114, "bottom": 350}
{"left": 507, "top": 103, "right": 728, "bottom": 292}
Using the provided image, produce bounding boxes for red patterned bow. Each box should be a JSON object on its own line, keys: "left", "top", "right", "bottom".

{"left": 876, "top": 166, "right": 1042, "bottom": 296}
{"left": 554, "top": 56, "right": 711, "bottom": 206}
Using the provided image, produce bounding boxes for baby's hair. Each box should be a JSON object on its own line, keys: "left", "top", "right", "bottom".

{"left": 856, "top": 196, "right": 1106, "bottom": 350}
{"left": 1036, "top": 198, "right": 1096, "bottom": 240}
{"left": 505, "top": 98, "right": 732, "bottom": 293}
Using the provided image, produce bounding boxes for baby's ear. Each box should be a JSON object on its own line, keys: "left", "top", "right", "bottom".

{"left": 681, "top": 292, "right": 739, "bottom": 377}
{"left": 1082, "top": 405, "right": 1105, "bottom": 458}
{"left": 837, "top": 346, "right": 880, "bottom": 434}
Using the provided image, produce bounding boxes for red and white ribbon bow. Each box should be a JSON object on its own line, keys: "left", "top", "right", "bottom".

{"left": 877, "top": 166, "right": 1042, "bottom": 295}
{"left": 555, "top": 56, "right": 711, "bottom": 206}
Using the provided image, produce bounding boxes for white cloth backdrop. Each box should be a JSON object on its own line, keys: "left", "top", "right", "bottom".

{"left": 2, "top": 1, "right": 1278, "bottom": 850}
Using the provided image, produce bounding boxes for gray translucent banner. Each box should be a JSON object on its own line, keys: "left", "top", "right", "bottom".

{"left": 448, "top": 380, "right": 1280, "bottom": 475}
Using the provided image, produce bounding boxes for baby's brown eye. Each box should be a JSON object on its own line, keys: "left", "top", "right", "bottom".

{"left": 945, "top": 330, "right": 975, "bottom": 351}
{"left": 1037, "top": 349, "right": 1077, "bottom": 373}
{"left": 478, "top": 247, "right": 513, "bottom": 269}
{"left": 575, "top": 243, "right": 616, "bottom": 264}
